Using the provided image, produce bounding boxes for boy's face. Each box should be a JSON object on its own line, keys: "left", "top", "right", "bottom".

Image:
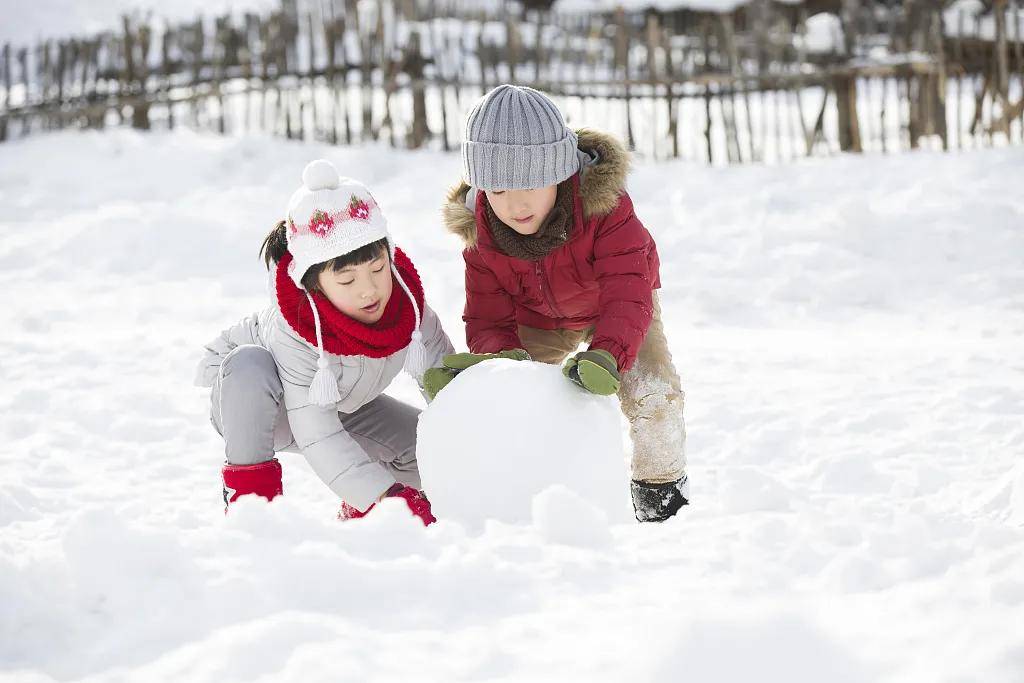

{"left": 317, "top": 251, "right": 393, "bottom": 324}
{"left": 485, "top": 185, "right": 558, "bottom": 236}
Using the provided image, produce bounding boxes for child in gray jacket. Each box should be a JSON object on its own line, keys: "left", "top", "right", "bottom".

{"left": 194, "top": 160, "right": 454, "bottom": 523}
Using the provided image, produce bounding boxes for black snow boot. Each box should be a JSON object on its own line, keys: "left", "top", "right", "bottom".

{"left": 631, "top": 475, "right": 689, "bottom": 522}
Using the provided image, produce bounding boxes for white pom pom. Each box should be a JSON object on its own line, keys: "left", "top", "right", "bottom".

{"left": 302, "top": 159, "right": 340, "bottom": 192}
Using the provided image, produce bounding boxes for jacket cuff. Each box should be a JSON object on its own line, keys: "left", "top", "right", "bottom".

{"left": 588, "top": 341, "right": 629, "bottom": 373}
{"left": 325, "top": 461, "right": 397, "bottom": 512}
{"left": 193, "top": 358, "right": 220, "bottom": 388}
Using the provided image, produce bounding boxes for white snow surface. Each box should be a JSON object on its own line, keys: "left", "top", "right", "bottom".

{"left": 417, "top": 360, "right": 632, "bottom": 531}
{"left": 0, "top": 128, "right": 1022, "bottom": 682}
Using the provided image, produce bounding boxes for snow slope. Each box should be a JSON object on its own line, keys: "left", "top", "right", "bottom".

{"left": 1, "top": 128, "right": 1022, "bottom": 682}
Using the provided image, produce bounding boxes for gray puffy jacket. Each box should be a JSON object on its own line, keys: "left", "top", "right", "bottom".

{"left": 195, "top": 299, "right": 453, "bottom": 508}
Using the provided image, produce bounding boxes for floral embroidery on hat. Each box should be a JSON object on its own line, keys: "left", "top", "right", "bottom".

{"left": 308, "top": 209, "right": 335, "bottom": 237}
{"left": 287, "top": 195, "right": 379, "bottom": 244}
{"left": 349, "top": 196, "right": 371, "bottom": 220}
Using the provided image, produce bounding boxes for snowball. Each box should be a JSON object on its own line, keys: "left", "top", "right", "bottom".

{"left": 417, "top": 360, "right": 632, "bottom": 530}
{"left": 301, "top": 159, "right": 340, "bottom": 191}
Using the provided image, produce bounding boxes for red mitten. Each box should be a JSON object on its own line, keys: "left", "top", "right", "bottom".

{"left": 222, "top": 459, "right": 283, "bottom": 511}
{"left": 391, "top": 485, "right": 437, "bottom": 526}
{"left": 338, "top": 483, "right": 437, "bottom": 526}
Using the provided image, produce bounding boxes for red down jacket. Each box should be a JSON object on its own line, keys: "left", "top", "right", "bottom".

{"left": 441, "top": 128, "right": 661, "bottom": 372}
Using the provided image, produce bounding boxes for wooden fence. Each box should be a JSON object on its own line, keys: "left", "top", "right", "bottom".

{"left": 1, "top": 0, "right": 1022, "bottom": 164}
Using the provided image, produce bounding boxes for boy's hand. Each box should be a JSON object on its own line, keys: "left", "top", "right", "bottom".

{"left": 563, "top": 349, "right": 621, "bottom": 395}
{"left": 424, "top": 349, "right": 531, "bottom": 400}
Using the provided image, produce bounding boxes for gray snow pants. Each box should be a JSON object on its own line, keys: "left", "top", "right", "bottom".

{"left": 209, "top": 344, "right": 422, "bottom": 489}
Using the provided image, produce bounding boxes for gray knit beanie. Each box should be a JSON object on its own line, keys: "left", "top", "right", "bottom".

{"left": 462, "top": 84, "right": 580, "bottom": 190}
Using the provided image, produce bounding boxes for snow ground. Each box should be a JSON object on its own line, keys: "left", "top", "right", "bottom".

{"left": 0, "top": 128, "right": 1022, "bottom": 682}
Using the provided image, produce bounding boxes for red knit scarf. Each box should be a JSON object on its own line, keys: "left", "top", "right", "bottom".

{"left": 275, "top": 248, "right": 425, "bottom": 358}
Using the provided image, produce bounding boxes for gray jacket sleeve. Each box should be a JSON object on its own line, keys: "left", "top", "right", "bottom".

{"left": 270, "top": 326, "right": 396, "bottom": 511}
{"left": 407, "top": 304, "right": 456, "bottom": 389}
{"left": 193, "top": 313, "right": 264, "bottom": 388}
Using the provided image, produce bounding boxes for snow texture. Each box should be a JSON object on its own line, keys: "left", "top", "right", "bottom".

{"left": 0, "top": 125, "right": 1022, "bottom": 682}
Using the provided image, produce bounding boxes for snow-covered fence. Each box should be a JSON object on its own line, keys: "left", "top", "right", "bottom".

{"left": 0, "top": 0, "right": 1022, "bottom": 164}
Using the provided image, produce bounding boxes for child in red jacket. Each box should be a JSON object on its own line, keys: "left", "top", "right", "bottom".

{"left": 433, "top": 84, "right": 688, "bottom": 522}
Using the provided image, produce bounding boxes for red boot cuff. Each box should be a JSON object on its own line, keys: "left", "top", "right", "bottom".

{"left": 223, "top": 459, "right": 283, "bottom": 506}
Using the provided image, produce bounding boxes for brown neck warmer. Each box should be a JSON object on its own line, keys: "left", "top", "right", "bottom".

{"left": 485, "top": 179, "right": 575, "bottom": 261}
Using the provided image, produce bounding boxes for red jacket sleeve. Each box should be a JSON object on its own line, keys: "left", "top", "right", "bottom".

{"left": 588, "top": 194, "right": 656, "bottom": 372}
{"left": 462, "top": 247, "right": 524, "bottom": 353}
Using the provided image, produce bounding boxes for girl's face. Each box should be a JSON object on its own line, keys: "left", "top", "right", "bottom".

{"left": 317, "top": 250, "right": 393, "bottom": 324}
{"left": 485, "top": 185, "right": 558, "bottom": 236}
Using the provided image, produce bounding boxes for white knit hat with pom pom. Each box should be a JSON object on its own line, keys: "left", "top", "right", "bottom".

{"left": 285, "top": 159, "right": 392, "bottom": 287}
{"left": 284, "top": 159, "right": 427, "bottom": 407}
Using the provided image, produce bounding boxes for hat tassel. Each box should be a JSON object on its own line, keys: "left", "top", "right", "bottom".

{"left": 392, "top": 263, "right": 429, "bottom": 380}
{"left": 305, "top": 291, "right": 342, "bottom": 407}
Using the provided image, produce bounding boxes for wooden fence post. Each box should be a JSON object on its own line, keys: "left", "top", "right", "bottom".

{"left": 135, "top": 19, "right": 152, "bottom": 131}
{"left": 718, "top": 14, "right": 746, "bottom": 163}
{"left": 835, "top": 3, "right": 862, "bottom": 156}
{"left": 994, "top": 0, "right": 1011, "bottom": 138}
{"left": 17, "top": 47, "right": 28, "bottom": 135}
{"left": 701, "top": 17, "right": 714, "bottom": 164}
{"left": 955, "top": 10, "right": 965, "bottom": 149}
{"left": 614, "top": 8, "right": 635, "bottom": 150}
{"left": 1014, "top": 0, "right": 1024, "bottom": 140}
{"left": 931, "top": 8, "right": 948, "bottom": 150}
{"left": 0, "top": 43, "right": 8, "bottom": 141}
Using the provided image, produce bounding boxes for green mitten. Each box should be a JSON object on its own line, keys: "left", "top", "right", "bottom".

{"left": 425, "top": 349, "right": 532, "bottom": 400}
{"left": 423, "top": 367, "right": 458, "bottom": 401}
{"left": 442, "top": 348, "right": 531, "bottom": 371}
{"left": 563, "top": 349, "right": 621, "bottom": 396}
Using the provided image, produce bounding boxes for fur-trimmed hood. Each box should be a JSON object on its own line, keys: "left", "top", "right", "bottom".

{"left": 442, "top": 128, "right": 631, "bottom": 248}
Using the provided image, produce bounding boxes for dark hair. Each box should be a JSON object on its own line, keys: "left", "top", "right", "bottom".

{"left": 260, "top": 221, "right": 290, "bottom": 268}
{"left": 259, "top": 222, "right": 389, "bottom": 293}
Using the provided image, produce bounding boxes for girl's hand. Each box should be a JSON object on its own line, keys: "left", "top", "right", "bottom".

{"left": 441, "top": 349, "right": 531, "bottom": 370}
{"left": 423, "top": 366, "right": 459, "bottom": 401}
{"left": 424, "top": 349, "right": 531, "bottom": 400}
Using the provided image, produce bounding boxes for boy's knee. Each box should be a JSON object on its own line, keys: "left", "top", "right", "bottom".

{"left": 621, "top": 356, "right": 682, "bottom": 402}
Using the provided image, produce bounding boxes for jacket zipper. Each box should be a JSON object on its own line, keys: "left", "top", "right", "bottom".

{"left": 535, "top": 261, "right": 565, "bottom": 319}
